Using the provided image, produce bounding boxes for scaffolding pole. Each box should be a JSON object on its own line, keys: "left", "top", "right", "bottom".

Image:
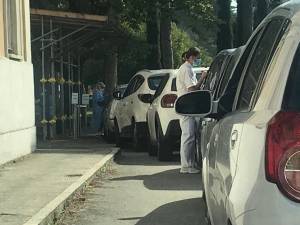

{"left": 68, "top": 53, "right": 72, "bottom": 135}
{"left": 41, "top": 16, "right": 47, "bottom": 141}
{"left": 49, "top": 18, "right": 56, "bottom": 139}
{"left": 60, "top": 52, "right": 65, "bottom": 135}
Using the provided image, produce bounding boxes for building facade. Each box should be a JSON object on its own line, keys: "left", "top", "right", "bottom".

{"left": 0, "top": 0, "right": 36, "bottom": 165}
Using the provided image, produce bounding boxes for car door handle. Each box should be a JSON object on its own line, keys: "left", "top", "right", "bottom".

{"left": 231, "top": 130, "right": 238, "bottom": 149}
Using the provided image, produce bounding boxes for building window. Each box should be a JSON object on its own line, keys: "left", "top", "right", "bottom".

{"left": 4, "top": 0, "right": 24, "bottom": 60}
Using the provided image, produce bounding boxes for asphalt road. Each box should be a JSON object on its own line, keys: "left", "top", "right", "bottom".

{"left": 58, "top": 150, "right": 207, "bottom": 225}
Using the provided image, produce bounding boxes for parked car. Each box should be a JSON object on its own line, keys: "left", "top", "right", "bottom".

{"left": 194, "top": 67, "right": 209, "bottom": 81}
{"left": 146, "top": 67, "right": 210, "bottom": 161}
{"left": 103, "top": 84, "right": 128, "bottom": 142}
{"left": 196, "top": 48, "right": 241, "bottom": 164}
{"left": 147, "top": 69, "right": 180, "bottom": 161}
{"left": 176, "top": 2, "right": 300, "bottom": 224}
{"left": 114, "top": 70, "right": 168, "bottom": 150}
{"left": 199, "top": 47, "right": 245, "bottom": 162}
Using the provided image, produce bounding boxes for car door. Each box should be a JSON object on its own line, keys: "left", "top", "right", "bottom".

{"left": 125, "top": 75, "right": 145, "bottom": 125}
{"left": 201, "top": 55, "right": 231, "bottom": 155}
{"left": 147, "top": 75, "right": 170, "bottom": 142}
{"left": 206, "top": 25, "right": 265, "bottom": 225}
{"left": 118, "top": 76, "right": 137, "bottom": 131}
{"left": 207, "top": 17, "right": 289, "bottom": 225}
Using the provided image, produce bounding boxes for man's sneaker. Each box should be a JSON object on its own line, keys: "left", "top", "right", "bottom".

{"left": 189, "top": 168, "right": 201, "bottom": 174}
{"left": 180, "top": 167, "right": 189, "bottom": 174}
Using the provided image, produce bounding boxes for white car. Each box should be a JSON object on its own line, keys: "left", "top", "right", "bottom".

{"left": 176, "top": 1, "right": 300, "bottom": 224}
{"left": 114, "top": 70, "right": 168, "bottom": 150}
{"left": 147, "top": 68, "right": 209, "bottom": 161}
{"left": 147, "top": 69, "right": 181, "bottom": 161}
{"left": 103, "top": 84, "right": 128, "bottom": 141}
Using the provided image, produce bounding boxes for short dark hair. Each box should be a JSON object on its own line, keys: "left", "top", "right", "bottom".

{"left": 186, "top": 47, "right": 200, "bottom": 59}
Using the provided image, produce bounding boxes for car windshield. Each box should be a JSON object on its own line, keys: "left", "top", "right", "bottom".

{"left": 148, "top": 74, "right": 167, "bottom": 90}
{"left": 152, "top": 74, "right": 170, "bottom": 100}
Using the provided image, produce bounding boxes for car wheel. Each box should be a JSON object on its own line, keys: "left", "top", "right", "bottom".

{"left": 148, "top": 137, "right": 158, "bottom": 156}
{"left": 114, "top": 119, "right": 125, "bottom": 148}
{"left": 132, "top": 120, "right": 144, "bottom": 152}
{"left": 156, "top": 119, "right": 172, "bottom": 161}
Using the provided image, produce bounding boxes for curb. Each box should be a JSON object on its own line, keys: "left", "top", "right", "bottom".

{"left": 23, "top": 148, "right": 120, "bottom": 225}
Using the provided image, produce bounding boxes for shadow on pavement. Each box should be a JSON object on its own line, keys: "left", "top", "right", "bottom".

{"left": 111, "top": 168, "right": 203, "bottom": 191}
{"left": 35, "top": 136, "right": 114, "bottom": 155}
{"left": 116, "top": 151, "right": 180, "bottom": 166}
{"left": 132, "top": 198, "right": 207, "bottom": 225}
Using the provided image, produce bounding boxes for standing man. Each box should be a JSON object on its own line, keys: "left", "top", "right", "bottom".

{"left": 177, "top": 47, "right": 207, "bottom": 174}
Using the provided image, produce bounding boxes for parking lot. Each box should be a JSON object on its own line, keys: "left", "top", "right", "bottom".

{"left": 57, "top": 150, "right": 206, "bottom": 225}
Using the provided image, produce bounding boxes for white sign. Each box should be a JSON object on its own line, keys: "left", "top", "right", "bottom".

{"left": 82, "top": 94, "right": 90, "bottom": 105}
{"left": 72, "top": 93, "right": 79, "bottom": 105}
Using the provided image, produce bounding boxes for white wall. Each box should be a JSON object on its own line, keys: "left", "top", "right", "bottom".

{"left": 0, "top": 58, "right": 36, "bottom": 165}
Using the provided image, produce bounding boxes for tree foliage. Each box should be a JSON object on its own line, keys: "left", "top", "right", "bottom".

{"left": 216, "top": 0, "right": 233, "bottom": 52}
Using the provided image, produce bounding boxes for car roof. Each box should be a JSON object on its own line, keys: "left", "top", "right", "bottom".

{"left": 136, "top": 69, "right": 177, "bottom": 78}
{"left": 193, "top": 67, "right": 209, "bottom": 73}
{"left": 262, "top": 0, "right": 300, "bottom": 22}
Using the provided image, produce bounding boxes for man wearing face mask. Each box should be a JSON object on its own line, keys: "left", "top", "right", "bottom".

{"left": 177, "top": 47, "right": 207, "bottom": 174}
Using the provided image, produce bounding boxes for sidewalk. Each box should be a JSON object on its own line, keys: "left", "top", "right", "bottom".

{"left": 0, "top": 137, "right": 118, "bottom": 225}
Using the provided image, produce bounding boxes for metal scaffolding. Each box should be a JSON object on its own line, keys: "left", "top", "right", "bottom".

{"left": 30, "top": 8, "right": 120, "bottom": 140}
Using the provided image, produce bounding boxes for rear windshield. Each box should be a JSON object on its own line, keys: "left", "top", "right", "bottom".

{"left": 152, "top": 74, "right": 170, "bottom": 100}
{"left": 148, "top": 74, "right": 167, "bottom": 90}
{"left": 283, "top": 45, "right": 300, "bottom": 110}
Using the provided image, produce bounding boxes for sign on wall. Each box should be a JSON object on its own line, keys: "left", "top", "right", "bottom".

{"left": 82, "top": 94, "right": 90, "bottom": 105}
{"left": 72, "top": 93, "right": 79, "bottom": 105}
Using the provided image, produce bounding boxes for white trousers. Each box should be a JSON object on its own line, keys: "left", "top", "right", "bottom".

{"left": 180, "top": 116, "right": 197, "bottom": 169}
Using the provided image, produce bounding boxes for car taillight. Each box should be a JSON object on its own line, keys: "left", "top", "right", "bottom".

{"left": 161, "top": 94, "right": 177, "bottom": 108}
{"left": 266, "top": 111, "right": 300, "bottom": 202}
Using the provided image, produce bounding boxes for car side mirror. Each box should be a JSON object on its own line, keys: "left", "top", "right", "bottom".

{"left": 138, "top": 94, "right": 154, "bottom": 104}
{"left": 113, "top": 91, "right": 122, "bottom": 100}
{"left": 175, "top": 91, "right": 212, "bottom": 117}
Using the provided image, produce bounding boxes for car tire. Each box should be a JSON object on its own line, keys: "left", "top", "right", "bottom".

{"left": 156, "top": 119, "right": 172, "bottom": 161}
{"left": 132, "top": 120, "right": 144, "bottom": 152}
{"left": 148, "top": 138, "right": 158, "bottom": 156}
{"left": 114, "top": 119, "right": 125, "bottom": 148}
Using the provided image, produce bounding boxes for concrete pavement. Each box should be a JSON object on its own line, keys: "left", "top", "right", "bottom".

{"left": 58, "top": 151, "right": 207, "bottom": 225}
{"left": 0, "top": 137, "right": 117, "bottom": 225}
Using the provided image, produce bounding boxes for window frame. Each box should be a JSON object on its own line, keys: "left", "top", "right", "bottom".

{"left": 233, "top": 16, "right": 288, "bottom": 112}
{"left": 217, "top": 28, "right": 265, "bottom": 115}
{"left": 282, "top": 43, "right": 300, "bottom": 111}
{"left": 123, "top": 76, "right": 138, "bottom": 98}
{"left": 4, "top": 0, "right": 24, "bottom": 61}
{"left": 132, "top": 75, "right": 145, "bottom": 93}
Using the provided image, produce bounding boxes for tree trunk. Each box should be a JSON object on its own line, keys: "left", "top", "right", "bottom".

{"left": 104, "top": 45, "right": 118, "bottom": 97}
{"left": 216, "top": 0, "right": 233, "bottom": 52}
{"left": 160, "top": 1, "right": 174, "bottom": 69}
{"left": 237, "top": 0, "right": 253, "bottom": 46}
{"left": 270, "top": 0, "right": 282, "bottom": 10}
{"left": 146, "top": 2, "right": 162, "bottom": 70}
{"left": 254, "top": 0, "right": 268, "bottom": 28}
